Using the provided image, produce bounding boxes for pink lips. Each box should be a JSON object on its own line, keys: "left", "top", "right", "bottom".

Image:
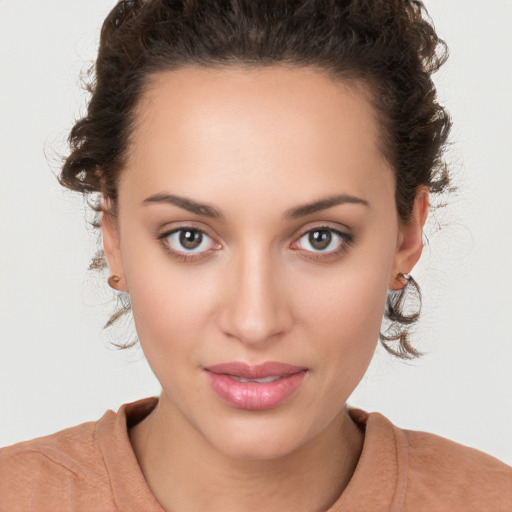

{"left": 204, "top": 362, "right": 307, "bottom": 410}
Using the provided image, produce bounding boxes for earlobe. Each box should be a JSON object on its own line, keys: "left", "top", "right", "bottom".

{"left": 101, "top": 202, "right": 128, "bottom": 292}
{"left": 389, "top": 272, "right": 410, "bottom": 291}
{"left": 389, "top": 186, "right": 429, "bottom": 289}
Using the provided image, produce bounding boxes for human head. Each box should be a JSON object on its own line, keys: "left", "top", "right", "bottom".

{"left": 59, "top": 0, "right": 451, "bottom": 358}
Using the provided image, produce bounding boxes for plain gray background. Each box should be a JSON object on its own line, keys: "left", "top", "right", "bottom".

{"left": 1, "top": 0, "right": 511, "bottom": 465}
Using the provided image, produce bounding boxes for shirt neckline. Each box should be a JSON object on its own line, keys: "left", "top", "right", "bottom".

{"left": 96, "top": 397, "right": 408, "bottom": 512}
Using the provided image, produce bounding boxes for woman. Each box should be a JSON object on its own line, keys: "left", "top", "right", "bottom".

{"left": 1, "top": 0, "right": 510, "bottom": 510}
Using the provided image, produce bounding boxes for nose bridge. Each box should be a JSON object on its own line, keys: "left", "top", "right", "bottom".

{"left": 219, "top": 242, "right": 291, "bottom": 345}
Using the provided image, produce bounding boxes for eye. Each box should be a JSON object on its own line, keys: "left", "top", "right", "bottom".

{"left": 159, "top": 227, "right": 220, "bottom": 258}
{"left": 293, "top": 227, "right": 352, "bottom": 255}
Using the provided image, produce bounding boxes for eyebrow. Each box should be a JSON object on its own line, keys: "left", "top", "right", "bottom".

{"left": 284, "top": 194, "right": 370, "bottom": 219}
{"left": 143, "top": 193, "right": 223, "bottom": 218}
{"left": 142, "top": 192, "right": 369, "bottom": 219}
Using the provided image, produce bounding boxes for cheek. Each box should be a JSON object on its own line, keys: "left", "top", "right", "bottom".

{"left": 279, "top": 264, "right": 390, "bottom": 432}
{"left": 299, "top": 253, "right": 391, "bottom": 337}
{"left": 303, "top": 274, "right": 388, "bottom": 361}
{"left": 295, "top": 247, "right": 394, "bottom": 379}
{"left": 119, "top": 233, "right": 220, "bottom": 370}
{"left": 128, "top": 267, "right": 215, "bottom": 347}
{"left": 126, "top": 268, "right": 216, "bottom": 409}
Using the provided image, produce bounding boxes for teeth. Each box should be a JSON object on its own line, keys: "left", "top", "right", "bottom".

{"left": 230, "top": 375, "right": 282, "bottom": 383}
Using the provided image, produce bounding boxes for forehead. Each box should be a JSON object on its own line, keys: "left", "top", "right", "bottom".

{"left": 122, "top": 65, "right": 392, "bottom": 208}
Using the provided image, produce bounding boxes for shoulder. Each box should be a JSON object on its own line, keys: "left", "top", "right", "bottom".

{"left": 347, "top": 408, "right": 512, "bottom": 511}
{"left": 400, "top": 426, "right": 512, "bottom": 511}
{"left": 0, "top": 416, "right": 114, "bottom": 511}
{"left": 0, "top": 398, "right": 160, "bottom": 512}
{"left": 1, "top": 418, "right": 102, "bottom": 472}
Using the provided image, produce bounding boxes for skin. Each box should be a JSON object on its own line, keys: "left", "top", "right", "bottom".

{"left": 102, "top": 65, "right": 429, "bottom": 512}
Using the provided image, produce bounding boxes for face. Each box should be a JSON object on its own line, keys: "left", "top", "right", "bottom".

{"left": 103, "top": 66, "right": 426, "bottom": 460}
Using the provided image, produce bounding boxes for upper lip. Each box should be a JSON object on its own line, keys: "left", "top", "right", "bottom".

{"left": 204, "top": 362, "right": 307, "bottom": 379}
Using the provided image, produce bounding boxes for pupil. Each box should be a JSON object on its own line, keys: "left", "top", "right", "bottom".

{"left": 180, "top": 230, "right": 202, "bottom": 250}
{"left": 309, "top": 230, "right": 331, "bottom": 250}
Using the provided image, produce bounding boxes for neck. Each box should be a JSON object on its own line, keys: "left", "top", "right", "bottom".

{"left": 129, "top": 394, "right": 363, "bottom": 512}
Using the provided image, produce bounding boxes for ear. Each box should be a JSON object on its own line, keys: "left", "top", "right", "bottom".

{"left": 101, "top": 201, "right": 128, "bottom": 292}
{"left": 389, "top": 186, "right": 429, "bottom": 290}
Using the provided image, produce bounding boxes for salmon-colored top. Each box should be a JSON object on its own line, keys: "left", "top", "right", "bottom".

{"left": 1, "top": 397, "right": 511, "bottom": 512}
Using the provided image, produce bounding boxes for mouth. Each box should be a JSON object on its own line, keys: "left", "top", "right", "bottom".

{"left": 203, "top": 362, "right": 308, "bottom": 410}
{"left": 229, "top": 375, "right": 283, "bottom": 383}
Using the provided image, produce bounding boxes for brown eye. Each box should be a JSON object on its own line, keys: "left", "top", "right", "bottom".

{"left": 309, "top": 230, "right": 332, "bottom": 250}
{"left": 180, "top": 229, "right": 203, "bottom": 250}
{"left": 294, "top": 227, "right": 350, "bottom": 255}
{"left": 163, "top": 228, "right": 216, "bottom": 254}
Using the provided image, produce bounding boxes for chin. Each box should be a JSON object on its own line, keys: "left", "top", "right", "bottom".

{"left": 202, "top": 414, "right": 314, "bottom": 461}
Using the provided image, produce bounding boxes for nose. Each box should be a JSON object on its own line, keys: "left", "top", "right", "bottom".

{"left": 217, "top": 247, "right": 293, "bottom": 347}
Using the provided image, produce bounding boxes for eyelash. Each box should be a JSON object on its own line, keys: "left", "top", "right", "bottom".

{"left": 157, "top": 227, "right": 220, "bottom": 262}
{"left": 157, "top": 225, "right": 353, "bottom": 263}
{"left": 291, "top": 226, "right": 353, "bottom": 260}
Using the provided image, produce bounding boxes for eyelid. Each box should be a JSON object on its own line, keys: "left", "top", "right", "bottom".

{"left": 290, "top": 224, "right": 354, "bottom": 258}
{"left": 291, "top": 222, "right": 353, "bottom": 243}
{"left": 156, "top": 223, "right": 222, "bottom": 261}
{"left": 155, "top": 221, "right": 353, "bottom": 262}
{"left": 156, "top": 220, "right": 218, "bottom": 241}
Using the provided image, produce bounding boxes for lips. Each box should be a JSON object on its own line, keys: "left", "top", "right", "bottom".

{"left": 204, "top": 362, "right": 308, "bottom": 410}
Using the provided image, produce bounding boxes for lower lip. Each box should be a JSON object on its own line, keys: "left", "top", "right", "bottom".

{"left": 204, "top": 370, "right": 307, "bottom": 410}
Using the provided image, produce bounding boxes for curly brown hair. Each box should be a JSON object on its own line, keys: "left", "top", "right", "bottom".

{"left": 59, "top": 0, "right": 452, "bottom": 358}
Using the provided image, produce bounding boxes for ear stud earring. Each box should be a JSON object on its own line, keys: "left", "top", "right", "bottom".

{"left": 389, "top": 272, "right": 411, "bottom": 291}
{"left": 107, "top": 275, "right": 122, "bottom": 291}
{"left": 397, "top": 272, "right": 411, "bottom": 289}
